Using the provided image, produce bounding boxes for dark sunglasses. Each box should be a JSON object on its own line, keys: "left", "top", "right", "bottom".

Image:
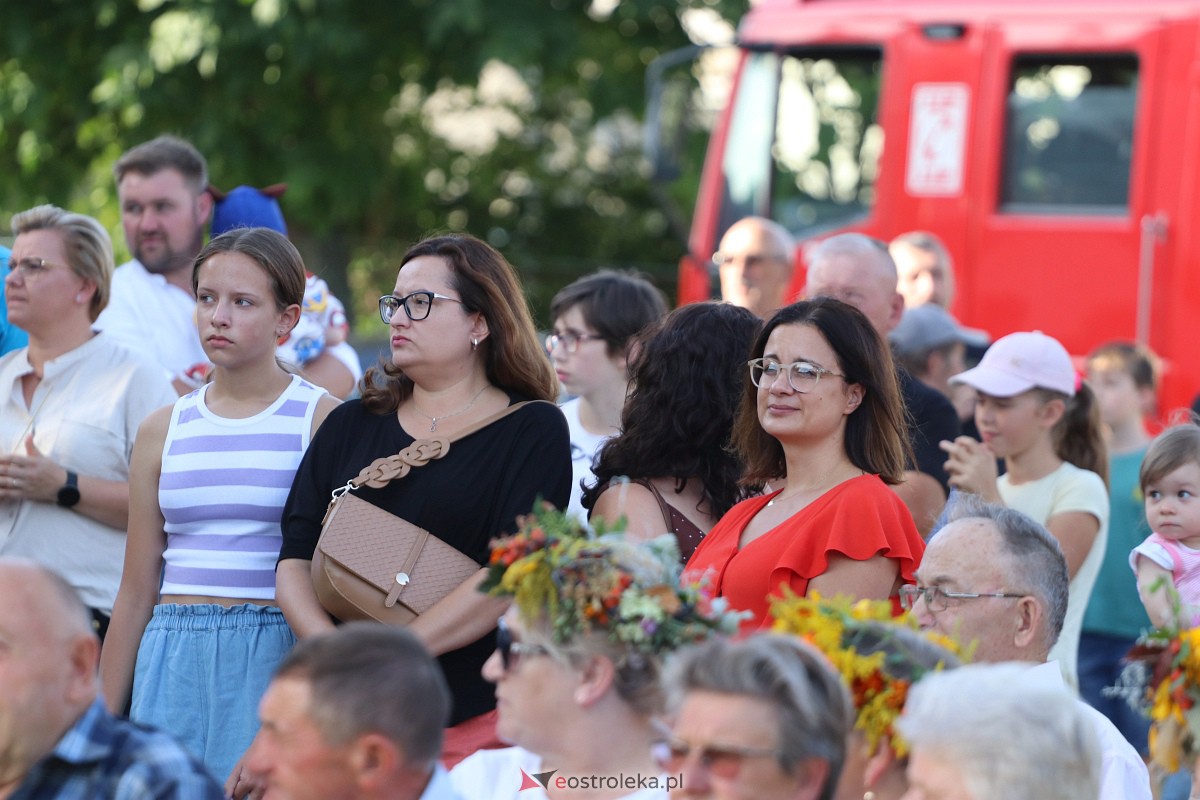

{"left": 495, "top": 617, "right": 551, "bottom": 672}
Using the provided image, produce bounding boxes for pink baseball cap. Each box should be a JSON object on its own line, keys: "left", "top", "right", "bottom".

{"left": 950, "top": 331, "right": 1076, "bottom": 397}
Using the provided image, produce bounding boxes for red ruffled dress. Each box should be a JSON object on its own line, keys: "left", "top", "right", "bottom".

{"left": 685, "top": 474, "right": 924, "bottom": 631}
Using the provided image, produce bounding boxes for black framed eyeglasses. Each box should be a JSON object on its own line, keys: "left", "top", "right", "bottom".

{"left": 495, "top": 617, "right": 550, "bottom": 672}
{"left": 378, "top": 290, "right": 464, "bottom": 323}
{"left": 545, "top": 331, "right": 604, "bottom": 355}
{"left": 656, "top": 737, "right": 782, "bottom": 779}
{"left": 747, "top": 358, "right": 844, "bottom": 394}
{"left": 7, "top": 257, "right": 67, "bottom": 281}
{"left": 898, "top": 584, "right": 1028, "bottom": 613}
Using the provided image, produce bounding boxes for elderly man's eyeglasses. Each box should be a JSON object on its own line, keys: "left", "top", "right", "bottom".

{"left": 378, "top": 291, "right": 464, "bottom": 323}
{"left": 545, "top": 332, "right": 603, "bottom": 355}
{"left": 747, "top": 358, "right": 843, "bottom": 394}
{"left": 711, "top": 251, "right": 784, "bottom": 269}
{"left": 495, "top": 617, "right": 550, "bottom": 672}
{"left": 7, "top": 257, "right": 67, "bottom": 281}
{"left": 898, "top": 584, "right": 1028, "bottom": 613}
{"left": 656, "top": 737, "right": 782, "bottom": 779}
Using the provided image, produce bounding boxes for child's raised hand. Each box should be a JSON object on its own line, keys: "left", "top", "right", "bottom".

{"left": 940, "top": 436, "right": 1001, "bottom": 503}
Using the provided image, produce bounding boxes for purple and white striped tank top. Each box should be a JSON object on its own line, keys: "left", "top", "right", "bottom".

{"left": 159, "top": 375, "right": 326, "bottom": 600}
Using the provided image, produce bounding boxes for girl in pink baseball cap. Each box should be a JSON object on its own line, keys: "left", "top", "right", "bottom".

{"left": 938, "top": 330, "right": 1108, "bottom": 692}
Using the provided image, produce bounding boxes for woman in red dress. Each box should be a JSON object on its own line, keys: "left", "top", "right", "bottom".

{"left": 686, "top": 297, "right": 924, "bottom": 628}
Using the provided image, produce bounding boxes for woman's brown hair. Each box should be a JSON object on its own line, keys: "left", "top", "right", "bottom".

{"left": 732, "top": 297, "right": 911, "bottom": 485}
{"left": 191, "top": 227, "right": 306, "bottom": 311}
{"left": 360, "top": 234, "right": 557, "bottom": 413}
{"left": 1039, "top": 384, "right": 1109, "bottom": 488}
{"left": 1140, "top": 423, "right": 1200, "bottom": 494}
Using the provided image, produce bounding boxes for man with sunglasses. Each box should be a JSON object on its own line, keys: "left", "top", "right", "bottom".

{"left": 906, "top": 499, "right": 1149, "bottom": 800}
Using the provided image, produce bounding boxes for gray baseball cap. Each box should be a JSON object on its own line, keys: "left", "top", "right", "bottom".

{"left": 890, "top": 304, "right": 989, "bottom": 359}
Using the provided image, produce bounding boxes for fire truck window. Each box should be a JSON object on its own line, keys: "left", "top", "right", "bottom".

{"left": 1001, "top": 55, "right": 1137, "bottom": 212}
{"left": 719, "top": 51, "right": 782, "bottom": 233}
{"left": 771, "top": 51, "right": 883, "bottom": 235}
{"left": 719, "top": 49, "right": 883, "bottom": 238}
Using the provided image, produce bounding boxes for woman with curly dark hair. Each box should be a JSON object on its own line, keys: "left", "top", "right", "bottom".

{"left": 582, "top": 302, "right": 760, "bottom": 560}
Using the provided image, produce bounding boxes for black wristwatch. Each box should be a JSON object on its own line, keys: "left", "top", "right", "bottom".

{"left": 57, "top": 470, "right": 80, "bottom": 508}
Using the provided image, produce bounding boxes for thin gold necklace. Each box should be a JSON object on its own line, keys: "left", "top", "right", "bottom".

{"left": 412, "top": 385, "right": 489, "bottom": 432}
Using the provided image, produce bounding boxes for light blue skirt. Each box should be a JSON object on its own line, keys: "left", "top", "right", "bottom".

{"left": 130, "top": 603, "right": 296, "bottom": 784}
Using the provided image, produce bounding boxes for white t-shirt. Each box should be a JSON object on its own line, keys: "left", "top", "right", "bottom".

{"left": 0, "top": 333, "right": 177, "bottom": 613}
{"left": 95, "top": 259, "right": 207, "bottom": 379}
{"left": 560, "top": 397, "right": 610, "bottom": 523}
{"left": 1028, "top": 661, "right": 1151, "bottom": 800}
{"left": 450, "top": 746, "right": 668, "bottom": 800}
{"left": 999, "top": 462, "right": 1109, "bottom": 691}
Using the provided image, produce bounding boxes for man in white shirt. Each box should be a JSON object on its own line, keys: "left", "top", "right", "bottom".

{"left": 96, "top": 135, "right": 211, "bottom": 393}
{"left": 97, "top": 136, "right": 359, "bottom": 397}
{"left": 905, "top": 498, "right": 1151, "bottom": 800}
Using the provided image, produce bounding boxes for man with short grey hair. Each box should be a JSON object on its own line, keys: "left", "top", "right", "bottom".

{"left": 244, "top": 623, "right": 459, "bottom": 800}
{"left": 905, "top": 499, "right": 1149, "bottom": 800}
{"left": 889, "top": 303, "right": 984, "bottom": 400}
{"left": 805, "top": 233, "right": 960, "bottom": 534}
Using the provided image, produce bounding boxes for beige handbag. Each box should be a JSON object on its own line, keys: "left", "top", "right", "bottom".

{"left": 311, "top": 402, "right": 532, "bottom": 625}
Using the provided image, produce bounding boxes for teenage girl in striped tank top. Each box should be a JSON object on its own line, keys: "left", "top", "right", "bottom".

{"left": 100, "top": 228, "right": 339, "bottom": 784}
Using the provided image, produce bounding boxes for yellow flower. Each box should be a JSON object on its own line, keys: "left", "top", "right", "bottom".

{"left": 768, "top": 590, "right": 965, "bottom": 757}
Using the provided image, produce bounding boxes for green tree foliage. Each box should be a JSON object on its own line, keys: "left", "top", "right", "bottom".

{"left": 0, "top": 0, "right": 746, "bottom": 332}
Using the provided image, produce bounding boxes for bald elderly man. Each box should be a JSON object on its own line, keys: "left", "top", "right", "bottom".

{"left": 714, "top": 217, "right": 796, "bottom": 318}
{"left": 0, "top": 558, "right": 221, "bottom": 799}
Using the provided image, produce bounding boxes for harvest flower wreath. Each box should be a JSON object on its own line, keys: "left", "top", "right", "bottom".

{"left": 1113, "top": 624, "right": 1200, "bottom": 773}
{"left": 481, "top": 503, "right": 745, "bottom": 656}
{"left": 769, "top": 591, "right": 966, "bottom": 756}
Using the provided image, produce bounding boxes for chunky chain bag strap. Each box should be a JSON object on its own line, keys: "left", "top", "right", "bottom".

{"left": 311, "top": 401, "right": 533, "bottom": 625}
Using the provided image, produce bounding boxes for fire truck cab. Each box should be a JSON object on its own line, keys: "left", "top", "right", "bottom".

{"left": 652, "top": 0, "right": 1200, "bottom": 412}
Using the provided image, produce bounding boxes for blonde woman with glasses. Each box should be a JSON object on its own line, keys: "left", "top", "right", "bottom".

{"left": 0, "top": 205, "right": 175, "bottom": 637}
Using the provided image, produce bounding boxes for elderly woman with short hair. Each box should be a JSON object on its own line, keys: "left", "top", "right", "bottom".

{"left": 663, "top": 633, "right": 853, "bottom": 800}
{"left": 0, "top": 205, "right": 175, "bottom": 635}
{"left": 898, "top": 662, "right": 1100, "bottom": 800}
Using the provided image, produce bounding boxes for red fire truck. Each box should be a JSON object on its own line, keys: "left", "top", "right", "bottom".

{"left": 648, "top": 0, "right": 1200, "bottom": 412}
